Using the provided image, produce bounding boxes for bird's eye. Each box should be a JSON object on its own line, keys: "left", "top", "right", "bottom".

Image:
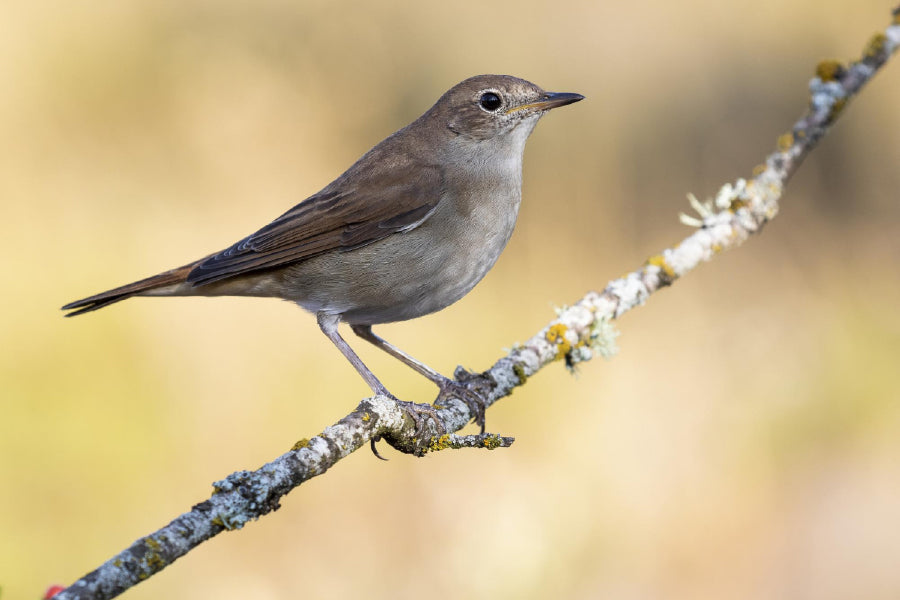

{"left": 479, "top": 92, "right": 502, "bottom": 112}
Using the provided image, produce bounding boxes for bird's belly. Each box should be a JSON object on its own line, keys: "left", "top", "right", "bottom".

{"left": 282, "top": 190, "right": 520, "bottom": 325}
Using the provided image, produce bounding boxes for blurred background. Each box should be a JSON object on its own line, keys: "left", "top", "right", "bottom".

{"left": 2, "top": 0, "right": 899, "bottom": 598}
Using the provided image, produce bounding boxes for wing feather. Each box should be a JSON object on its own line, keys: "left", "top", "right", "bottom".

{"left": 187, "top": 161, "right": 443, "bottom": 286}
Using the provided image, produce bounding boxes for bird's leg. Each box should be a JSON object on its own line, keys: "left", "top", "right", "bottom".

{"left": 317, "top": 313, "right": 444, "bottom": 450}
{"left": 350, "top": 324, "right": 487, "bottom": 433}
{"left": 317, "top": 313, "right": 391, "bottom": 396}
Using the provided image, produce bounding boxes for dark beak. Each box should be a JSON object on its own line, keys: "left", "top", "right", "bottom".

{"left": 537, "top": 91, "right": 585, "bottom": 110}
{"left": 505, "top": 91, "right": 585, "bottom": 114}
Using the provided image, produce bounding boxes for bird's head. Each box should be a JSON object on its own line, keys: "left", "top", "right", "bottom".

{"left": 430, "top": 74, "right": 584, "bottom": 143}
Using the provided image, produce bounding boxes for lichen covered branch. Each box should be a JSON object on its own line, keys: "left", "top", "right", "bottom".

{"left": 52, "top": 8, "right": 899, "bottom": 600}
{"left": 491, "top": 8, "right": 900, "bottom": 391}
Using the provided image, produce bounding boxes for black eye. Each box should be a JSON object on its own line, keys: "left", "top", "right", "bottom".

{"left": 479, "top": 92, "right": 502, "bottom": 112}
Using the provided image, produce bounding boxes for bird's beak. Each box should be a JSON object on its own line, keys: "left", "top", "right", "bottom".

{"left": 505, "top": 91, "right": 585, "bottom": 115}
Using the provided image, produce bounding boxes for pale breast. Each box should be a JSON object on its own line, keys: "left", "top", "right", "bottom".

{"left": 281, "top": 130, "right": 529, "bottom": 324}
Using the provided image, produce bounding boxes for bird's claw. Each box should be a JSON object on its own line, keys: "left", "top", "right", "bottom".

{"left": 370, "top": 396, "right": 446, "bottom": 459}
{"left": 396, "top": 398, "right": 445, "bottom": 439}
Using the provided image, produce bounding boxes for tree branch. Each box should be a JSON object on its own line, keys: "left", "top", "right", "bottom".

{"left": 54, "top": 8, "right": 900, "bottom": 600}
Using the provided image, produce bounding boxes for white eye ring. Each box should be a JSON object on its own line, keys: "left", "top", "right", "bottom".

{"left": 478, "top": 90, "right": 503, "bottom": 112}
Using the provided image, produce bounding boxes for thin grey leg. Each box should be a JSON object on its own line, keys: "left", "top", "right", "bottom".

{"left": 350, "top": 324, "right": 445, "bottom": 383}
{"left": 317, "top": 313, "right": 390, "bottom": 397}
{"left": 351, "top": 324, "right": 487, "bottom": 431}
{"left": 319, "top": 314, "right": 445, "bottom": 450}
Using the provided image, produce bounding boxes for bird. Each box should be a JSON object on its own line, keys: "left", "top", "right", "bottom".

{"left": 63, "top": 74, "right": 584, "bottom": 437}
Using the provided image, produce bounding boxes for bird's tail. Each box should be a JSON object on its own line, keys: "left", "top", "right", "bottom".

{"left": 61, "top": 263, "right": 196, "bottom": 317}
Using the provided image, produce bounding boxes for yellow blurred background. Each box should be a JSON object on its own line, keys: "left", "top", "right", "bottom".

{"left": 2, "top": 1, "right": 899, "bottom": 598}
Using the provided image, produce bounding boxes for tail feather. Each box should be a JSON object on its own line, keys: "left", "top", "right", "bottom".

{"left": 62, "top": 264, "right": 195, "bottom": 317}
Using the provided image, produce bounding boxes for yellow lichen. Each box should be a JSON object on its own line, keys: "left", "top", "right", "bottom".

{"left": 646, "top": 254, "right": 676, "bottom": 279}
{"left": 482, "top": 435, "right": 502, "bottom": 450}
{"left": 145, "top": 552, "right": 166, "bottom": 571}
{"left": 428, "top": 434, "right": 451, "bottom": 452}
{"left": 751, "top": 164, "right": 766, "bottom": 176}
{"left": 545, "top": 323, "right": 572, "bottom": 358}
{"left": 512, "top": 363, "right": 527, "bottom": 384}
{"left": 815, "top": 59, "right": 845, "bottom": 81}
{"left": 777, "top": 132, "right": 794, "bottom": 151}
{"left": 361, "top": 413, "right": 370, "bottom": 422}
{"left": 141, "top": 537, "right": 167, "bottom": 572}
{"left": 864, "top": 33, "right": 887, "bottom": 58}
{"left": 828, "top": 97, "right": 847, "bottom": 122}
{"left": 291, "top": 438, "right": 310, "bottom": 451}
{"left": 729, "top": 198, "right": 749, "bottom": 211}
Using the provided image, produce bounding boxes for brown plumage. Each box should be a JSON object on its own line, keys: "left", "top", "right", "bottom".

{"left": 62, "top": 263, "right": 197, "bottom": 316}
{"left": 63, "top": 74, "right": 583, "bottom": 434}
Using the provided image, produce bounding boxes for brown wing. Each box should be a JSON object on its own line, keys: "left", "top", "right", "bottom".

{"left": 186, "top": 162, "right": 444, "bottom": 286}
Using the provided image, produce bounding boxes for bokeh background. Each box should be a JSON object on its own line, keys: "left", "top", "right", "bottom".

{"left": 2, "top": 1, "right": 899, "bottom": 598}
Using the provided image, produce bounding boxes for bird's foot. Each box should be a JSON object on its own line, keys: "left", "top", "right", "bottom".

{"left": 370, "top": 396, "right": 446, "bottom": 459}
{"left": 435, "top": 377, "right": 487, "bottom": 434}
{"left": 397, "top": 398, "right": 445, "bottom": 438}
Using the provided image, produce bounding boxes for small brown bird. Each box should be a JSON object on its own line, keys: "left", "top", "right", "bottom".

{"left": 64, "top": 74, "right": 583, "bottom": 431}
